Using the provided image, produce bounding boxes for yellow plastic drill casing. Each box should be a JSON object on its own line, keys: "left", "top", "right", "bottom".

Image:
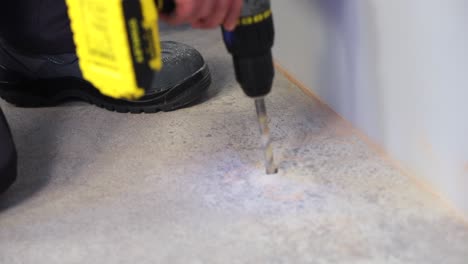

{"left": 66, "top": 0, "right": 162, "bottom": 100}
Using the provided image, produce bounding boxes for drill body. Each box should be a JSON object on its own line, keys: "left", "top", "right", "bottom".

{"left": 66, "top": 0, "right": 278, "bottom": 173}
{"left": 66, "top": 0, "right": 274, "bottom": 99}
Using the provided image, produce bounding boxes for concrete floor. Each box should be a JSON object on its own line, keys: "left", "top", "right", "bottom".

{"left": 1, "top": 27, "right": 468, "bottom": 264}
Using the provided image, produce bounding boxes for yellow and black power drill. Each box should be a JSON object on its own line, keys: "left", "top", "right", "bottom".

{"left": 66, "top": 0, "right": 277, "bottom": 174}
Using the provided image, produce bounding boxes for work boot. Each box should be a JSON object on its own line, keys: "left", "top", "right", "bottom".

{"left": 0, "top": 40, "right": 211, "bottom": 113}
{"left": 0, "top": 107, "right": 16, "bottom": 194}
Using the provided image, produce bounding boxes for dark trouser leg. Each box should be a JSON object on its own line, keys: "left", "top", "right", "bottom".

{"left": 0, "top": 107, "right": 17, "bottom": 194}
{"left": 0, "top": 0, "right": 75, "bottom": 54}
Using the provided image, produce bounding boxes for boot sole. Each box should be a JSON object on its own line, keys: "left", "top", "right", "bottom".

{"left": 0, "top": 64, "right": 211, "bottom": 113}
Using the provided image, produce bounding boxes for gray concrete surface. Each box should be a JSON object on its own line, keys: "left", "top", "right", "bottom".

{"left": 1, "top": 27, "right": 468, "bottom": 264}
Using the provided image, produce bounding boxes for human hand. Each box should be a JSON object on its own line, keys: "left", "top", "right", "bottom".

{"left": 160, "top": 0, "right": 243, "bottom": 31}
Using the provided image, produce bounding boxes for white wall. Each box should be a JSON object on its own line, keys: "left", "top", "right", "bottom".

{"left": 271, "top": 0, "right": 468, "bottom": 217}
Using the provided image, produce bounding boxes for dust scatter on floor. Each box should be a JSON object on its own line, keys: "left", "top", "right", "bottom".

{"left": 1, "top": 26, "right": 467, "bottom": 264}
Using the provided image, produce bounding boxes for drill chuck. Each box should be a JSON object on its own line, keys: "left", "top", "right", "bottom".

{"left": 233, "top": 51, "right": 274, "bottom": 98}
{"left": 222, "top": 0, "right": 275, "bottom": 98}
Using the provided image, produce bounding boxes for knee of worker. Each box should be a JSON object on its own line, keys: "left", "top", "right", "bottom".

{"left": 0, "top": 108, "right": 17, "bottom": 193}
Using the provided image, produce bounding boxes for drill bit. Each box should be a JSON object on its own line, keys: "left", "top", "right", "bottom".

{"left": 254, "top": 98, "right": 278, "bottom": 175}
